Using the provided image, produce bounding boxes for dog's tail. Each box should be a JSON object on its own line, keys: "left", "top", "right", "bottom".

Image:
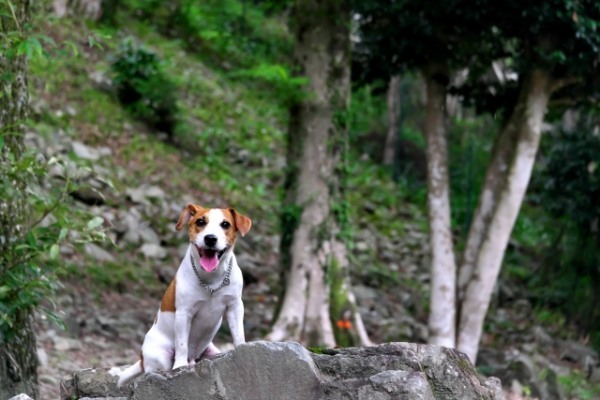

{"left": 116, "top": 360, "right": 143, "bottom": 387}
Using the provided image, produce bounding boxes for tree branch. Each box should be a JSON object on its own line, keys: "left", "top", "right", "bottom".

{"left": 550, "top": 77, "right": 582, "bottom": 93}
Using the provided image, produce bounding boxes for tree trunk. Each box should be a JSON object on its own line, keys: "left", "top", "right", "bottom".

{"left": 457, "top": 68, "right": 552, "bottom": 362}
{"left": 456, "top": 104, "right": 520, "bottom": 303}
{"left": 383, "top": 75, "right": 401, "bottom": 166}
{"left": 268, "top": 0, "right": 369, "bottom": 347}
{"left": 422, "top": 66, "right": 457, "bottom": 348}
{"left": 0, "top": 1, "right": 38, "bottom": 398}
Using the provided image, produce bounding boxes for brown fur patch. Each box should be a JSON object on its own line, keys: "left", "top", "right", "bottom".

{"left": 188, "top": 208, "right": 211, "bottom": 239}
{"left": 160, "top": 277, "right": 177, "bottom": 312}
{"left": 140, "top": 352, "right": 145, "bottom": 372}
{"left": 224, "top": 208, "right": 252, "bottom": 237}
{"left": 221, "top": 208, "right": 239, "bottom": 247}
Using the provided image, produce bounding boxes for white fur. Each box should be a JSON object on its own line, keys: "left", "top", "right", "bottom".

{"left": 117, "top": 208, "right": 245, "bottom": 387}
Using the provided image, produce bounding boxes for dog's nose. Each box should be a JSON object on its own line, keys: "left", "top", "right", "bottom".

{"left": 204, "top": 235, "right": 218, "bottom": 247}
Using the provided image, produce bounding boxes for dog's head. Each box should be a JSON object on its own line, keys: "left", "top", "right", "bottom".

{"left": 175, "top": 204, "right": 252, "bottom": 272}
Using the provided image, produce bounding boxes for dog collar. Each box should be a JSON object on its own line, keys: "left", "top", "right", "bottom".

{"left": 189, "top": 253, "right": 232, "bottom": 296}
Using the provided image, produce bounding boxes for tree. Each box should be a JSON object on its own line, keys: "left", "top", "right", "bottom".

{"left": 533, "top": 115, "right": 600, "bottom": 347}
{"left": 268, "top": 0, "right": 371, "bottom": 347}
{"left": 354, "top": 0, "right": 494, "bottom": 349}
{"left": 0, "top": 1, "right": 38, "bottom": 398}
{"left": 421, "top": 64, "right": 457, "bottom": 348}
{"left": 455, "top": 0, "right": 600, "bottom": 361}
{"left": 355, "top": 0, "right": 600, "bottom": 362}
{"left": 383, "top": 75, "right": 400, "bottom": 166}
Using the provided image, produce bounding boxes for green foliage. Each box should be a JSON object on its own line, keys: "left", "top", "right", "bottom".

{"left": 122, "top": 0, "right": 292, "bottom": 69}
{"left": 529, "top": 123, "right": 600, "bottom": 347}
{"left": 327, "top": 257, "right": 353, "bottom": 347}
{"left": 539, "top": 127, "right": 600, "bottom": 224}
{"left": 448, "top": 115, "right": 496, "bottom": 235}
{"left": 347, "top": 84, "right": 386, "bottom": 145}
{"left": 307, "top": 346, "right": 327, "bottom": 354}
{"left": 233, "top": 63, "right": 307, "bottom": 105}
{"left": 0, "top": 152, "right": 108, "bottom": 342}
{"left": 111, "top": 38, "right": 180, "bottom": 135}
{"left": 558, "top": 370, "right": 600, "bottom": 400}
{"left": 279, "top": 203, "right": 303, "bottom": 267}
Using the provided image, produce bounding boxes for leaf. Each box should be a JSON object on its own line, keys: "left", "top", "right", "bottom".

{"left": 0, "top": 286, "right": 10, "bottom": 299}
{"left": 49, "top": 244, "right": 60, "bottom": 260}
{"left": 87, "top": 216, "right": 104, "bottom": 230}
{"left": 0, "top": 136, "right": 3, "bottom": 152}
{"left": 63, "top": 40, "right": 79, "bottom": 57}
{"left": 58, "top": 228, "right": 68, "bottom": 241}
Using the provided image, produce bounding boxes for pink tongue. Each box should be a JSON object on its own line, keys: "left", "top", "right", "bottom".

{"left": 200, "top": 253, "right": 219, "bottom": 272}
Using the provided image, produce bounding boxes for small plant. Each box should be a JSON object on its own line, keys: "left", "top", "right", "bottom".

{"left": 0, "top": 151, "right": 108, "bottom": 342}
{"left": 234, "top": 63, "right": 307, "bottom": 105}
{"left": 559, "top": 370, "right": 600, "bottom": 400}
{"left": 111, "top": 39, "right": 180, "bottom": 137}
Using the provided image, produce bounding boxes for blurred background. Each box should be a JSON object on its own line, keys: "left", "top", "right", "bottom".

{"left": 0, "top": 1, "right": 599, "bottom": 399}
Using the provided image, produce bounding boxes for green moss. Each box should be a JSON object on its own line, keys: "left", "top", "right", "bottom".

{"left": 328, "top": 257, "right": 354, "bottom": 347}
{"left": 307, "top": 346, "right": 327, "bottom": 354}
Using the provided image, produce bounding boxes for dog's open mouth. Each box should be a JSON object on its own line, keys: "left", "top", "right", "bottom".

{"left": 196, "top": 247, "right": 227, "bottom": 273}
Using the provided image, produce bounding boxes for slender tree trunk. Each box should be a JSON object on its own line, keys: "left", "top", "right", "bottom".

{"left": 457, "top": 68, "right": 552, "bottom": 362}
{"left": 422, "top": 66, "right": 457, "bottom": 348}
{"left": 456, "top": 111, "right": 520, "bottom": 302}
{"left": 268, "top": 0, "right": 370, "bottom": 347}
{"left": 0, "top": 1, "right": 38, "bottom": 398}
{"left": 383, "top": 75, "right": 401, "bottom": 166}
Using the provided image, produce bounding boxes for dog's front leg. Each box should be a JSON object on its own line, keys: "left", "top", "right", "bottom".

{"left": 173, "top": 310, "right": 192, "bottom": 369}
{"left": 226, "top": 299, "right": 245, "bottom": 346}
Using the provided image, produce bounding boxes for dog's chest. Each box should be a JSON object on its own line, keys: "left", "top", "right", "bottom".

{"left": 191, "top": 293, "right": 234, "bottom": 317}
{"left": 186, "top": 294, "right": 235, "bottom": 337}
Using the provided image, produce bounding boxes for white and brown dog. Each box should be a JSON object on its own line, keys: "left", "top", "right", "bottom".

{"left": 116, "top": 203, "right": 251, "bottom": 386}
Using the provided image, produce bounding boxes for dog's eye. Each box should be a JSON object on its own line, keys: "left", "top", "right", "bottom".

{"left": 221, "top": 221, "right": 231, "bottom": 229}
{"left": 195, "top": 218, "right": 207, "bottom": 227}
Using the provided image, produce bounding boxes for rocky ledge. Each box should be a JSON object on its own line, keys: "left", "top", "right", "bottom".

{"left": 60, "top": 341, "right": 502, "bottom": 400}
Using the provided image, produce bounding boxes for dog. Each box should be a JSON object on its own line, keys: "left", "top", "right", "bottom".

{"left": 116, "top": 203, "right": 251, "bottom": 387}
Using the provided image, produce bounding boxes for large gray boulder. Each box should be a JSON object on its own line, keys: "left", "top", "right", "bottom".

{"left": 61, "top": 341, "right": 502, "bottom": 400}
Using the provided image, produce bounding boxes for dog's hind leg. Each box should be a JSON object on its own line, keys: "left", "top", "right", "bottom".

{"left": 116, "top": 360, "right": 143, "bottom": 387}
{"left": 199, "top": 342, "right": 220, "bottom": 359}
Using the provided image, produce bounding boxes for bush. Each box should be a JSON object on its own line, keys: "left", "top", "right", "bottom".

{"left": 0, "top": 151, "right": 108, "bottom": 341}
{"left": 531, "top": 122, "right": 600, "bottom": 348}
{"left": 111, "top": 39, "right": 179, "bottom": 136}
{"left": 123, "top": 0, "right": 292, "bottom": 68}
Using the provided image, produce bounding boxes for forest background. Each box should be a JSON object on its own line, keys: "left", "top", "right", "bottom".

{"left": 0, "top": 0, "right": 599, "bottom": 399}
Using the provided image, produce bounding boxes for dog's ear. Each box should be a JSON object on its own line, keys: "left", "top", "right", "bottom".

{"left": 228, "top": 208, "right": 252, "bottom": 237}
{"left": 176, "top": 204, "right": 201, "bottom": 231}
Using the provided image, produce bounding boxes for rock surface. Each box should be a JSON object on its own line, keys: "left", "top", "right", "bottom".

{"left": 61, "top": 341, "right": 502, "bottom": 400}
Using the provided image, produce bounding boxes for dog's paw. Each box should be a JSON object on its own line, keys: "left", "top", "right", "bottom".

{"left": 172, "top": 360, "right": 188, "bottom": 370}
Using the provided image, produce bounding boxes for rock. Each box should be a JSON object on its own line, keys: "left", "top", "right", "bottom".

{"left": 85, "top": 243, "right": 116, "bottom": 263}
{"left": 80, "top": 398, "right": 128, "bottom": 400}
{"left": 8, "top": 394, "right": 34, "bottom": 400}
{"left": 125, "top": 185, "right": 166, "bottom": 205}
{"left": 140, "top": 243, "right": 168, "bottom": 259}
{"left": 89, "top": 70, "right": 113, "bottom": 91}
{"left": 558, "top": 339, "right": 598, "bottom": 367}
{"left": 72, "top": 141, "right": 112, "bottom": 161}
{"left": 37, "top": 347, "right": 49, "bottom": 367}
{"left": 70, "top": 180, "right": 106, "bottom": 206}
{"left": 62, "top": 341, "right": 502, "bottom": 400}
{"left": 118, "top": 208, "right": 160, "bottom": 245}
{"left": 53, "top": 336, "right": 83, "bottom": 351}
{"left": 65, "top": 368, "right": 131, "bottom": 399}
{"left": 590, "top": 365, "right": 600, "bottom": 384}
{"left": 477, "top": 348, "right": 564, "bottom": 400}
